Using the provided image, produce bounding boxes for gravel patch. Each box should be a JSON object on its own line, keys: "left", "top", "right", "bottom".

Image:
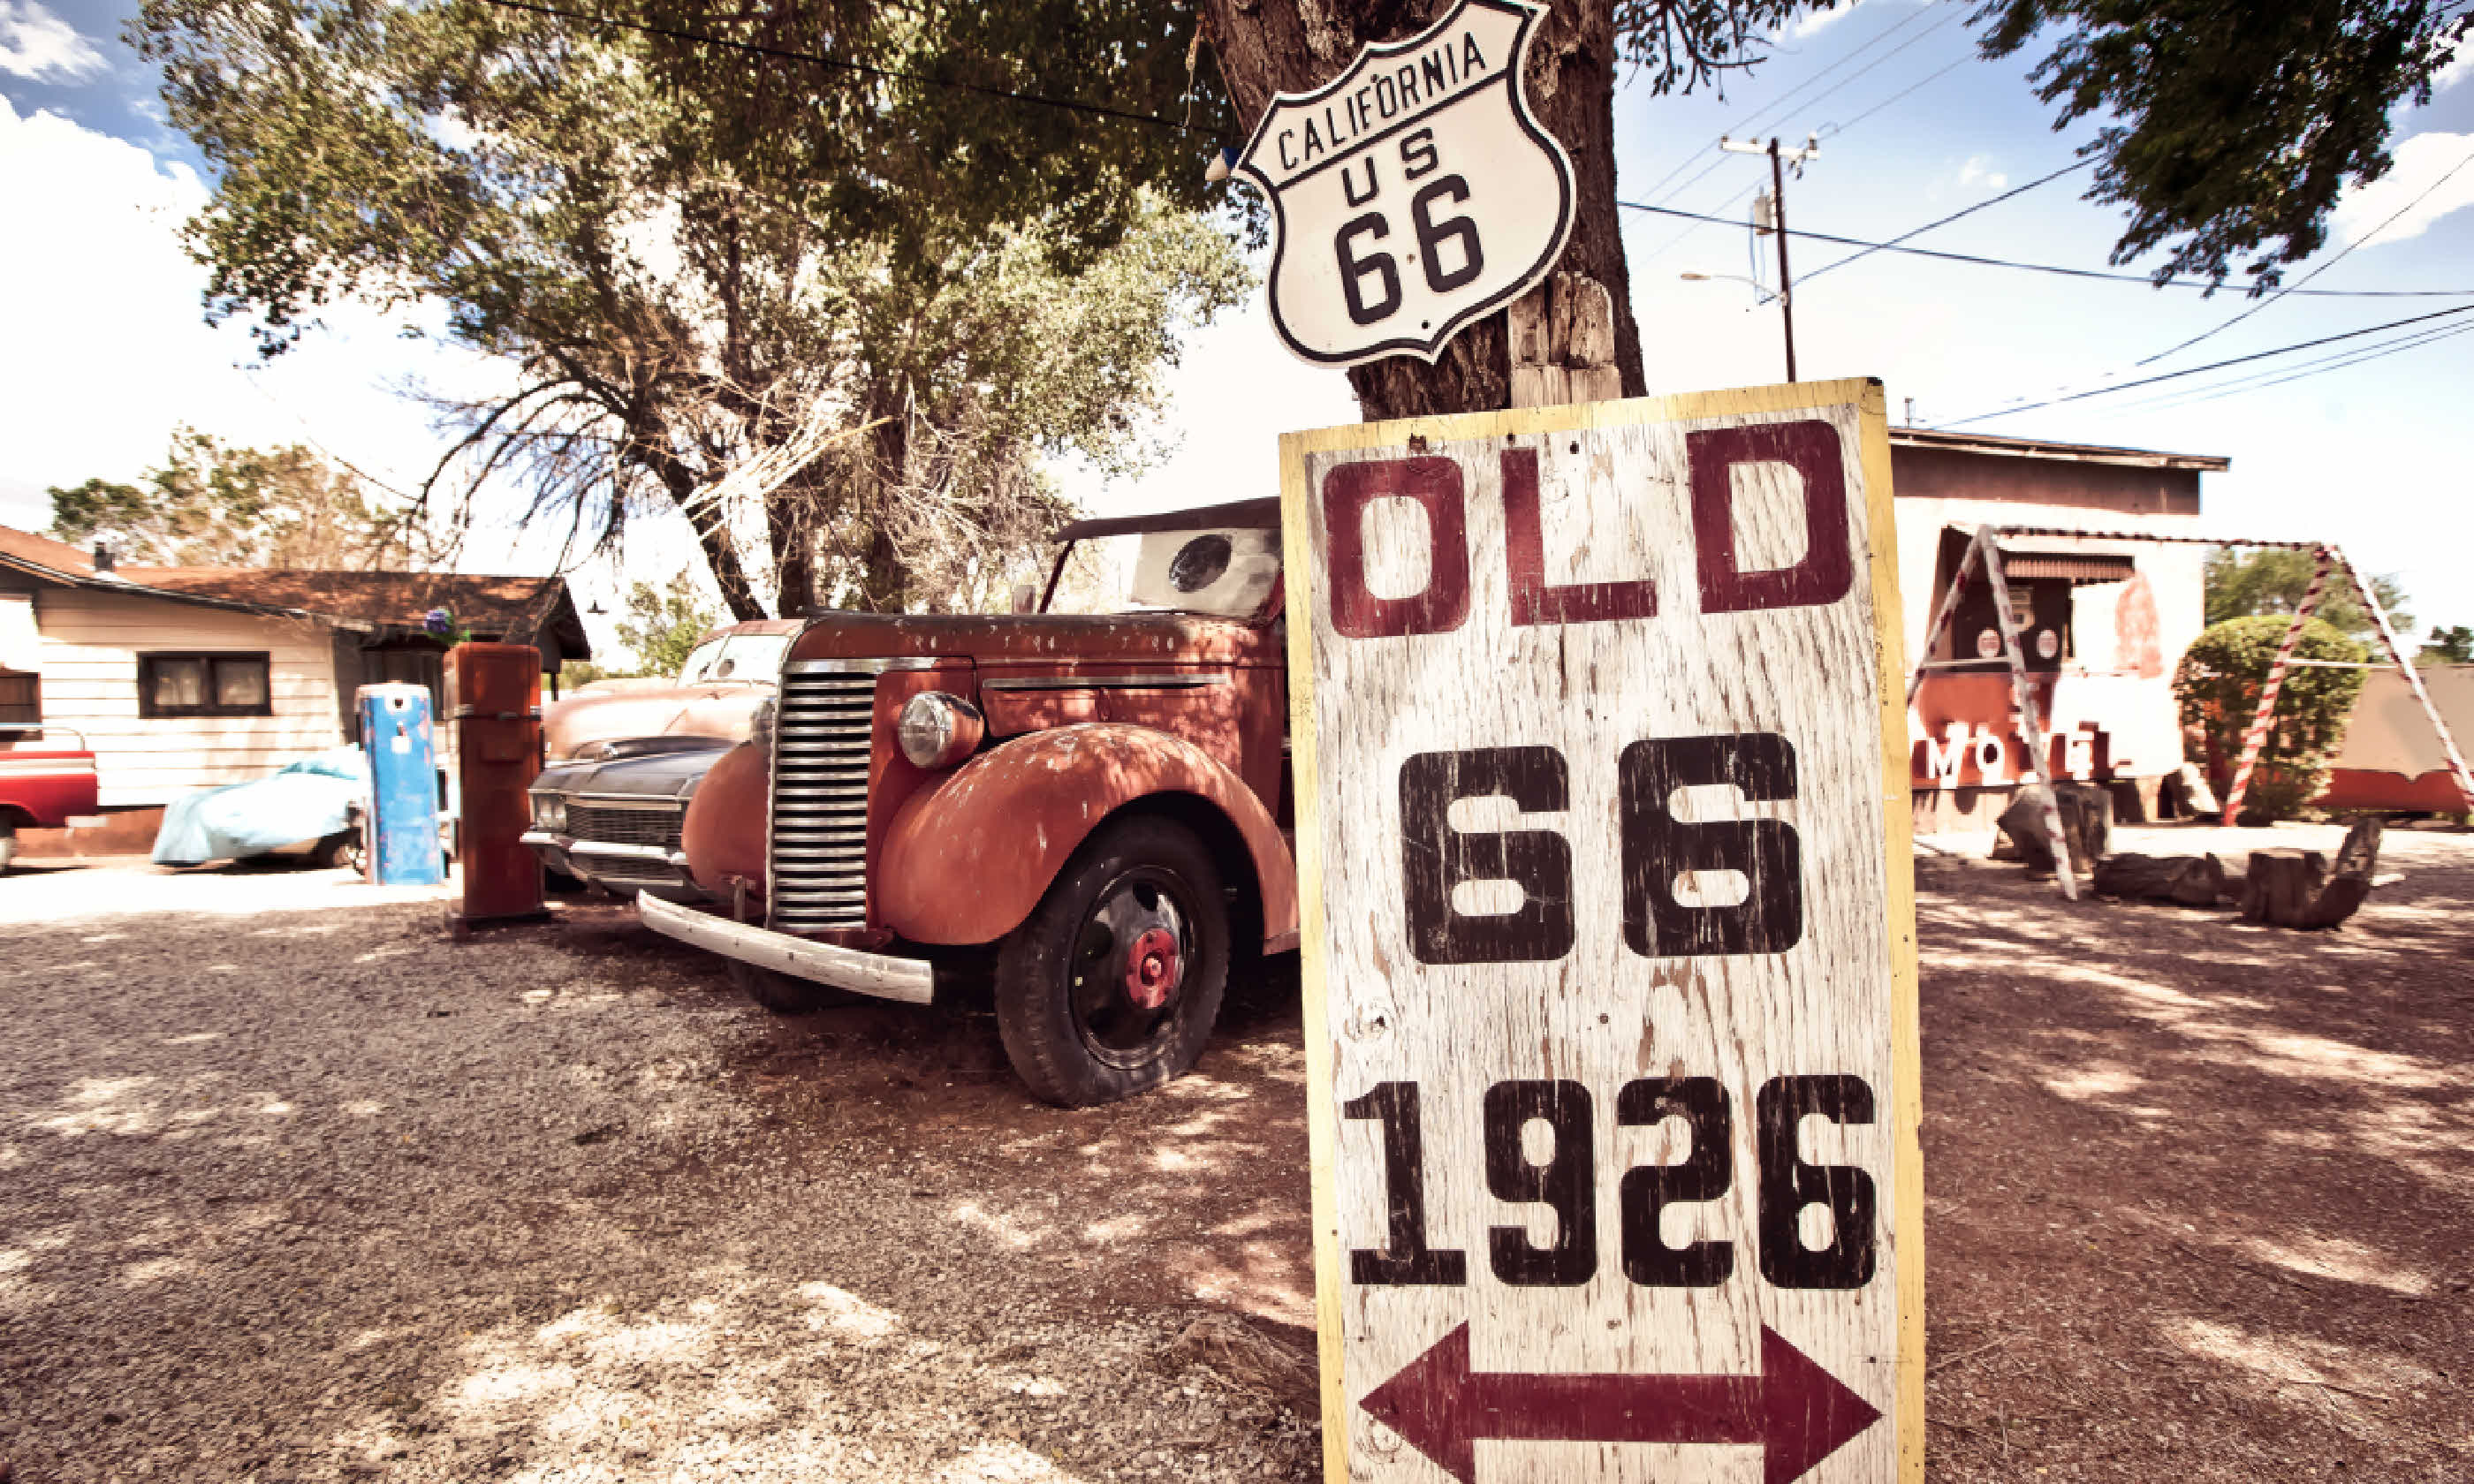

{"left": 0, "top": 869, "right": 1318, "bottom": 1483}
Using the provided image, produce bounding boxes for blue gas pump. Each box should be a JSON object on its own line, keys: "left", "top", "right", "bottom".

{"left": 356, "top": 683, "right": 445, "bottom": 886}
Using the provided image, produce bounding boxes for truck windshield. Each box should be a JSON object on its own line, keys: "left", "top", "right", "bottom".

{"left": 1044, "top": 527, "right": 1282, "bottom": 619}
{"left": 679, "top": 633, "right": 790, "bottom": 684}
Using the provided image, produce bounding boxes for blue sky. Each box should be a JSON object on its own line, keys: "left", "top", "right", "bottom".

{"left": 5, "top": 0, "right": 2470, "bottom": 648}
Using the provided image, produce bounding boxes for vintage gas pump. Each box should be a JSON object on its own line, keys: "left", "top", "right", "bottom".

{"left": 355, "top": 682, "right": 445, "bottom": 886}
{"left": 444, "top": 642, "right": 546, "bottom": 934}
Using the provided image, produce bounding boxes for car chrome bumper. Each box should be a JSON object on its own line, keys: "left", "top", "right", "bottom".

{"left": 521, "top": 830, "right": 704, "bottom": 901}
{"left": 635, "top": 892, "right": 935, "bottom": 1005}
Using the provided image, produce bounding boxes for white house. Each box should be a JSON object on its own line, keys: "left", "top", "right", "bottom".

{"left": 0, "top": 524, "right": 586, "bottom": 846}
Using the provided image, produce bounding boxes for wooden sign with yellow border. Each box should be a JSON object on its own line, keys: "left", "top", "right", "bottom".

{"left": 1279, "top": 377, "right": 1922, "bottom": 1483}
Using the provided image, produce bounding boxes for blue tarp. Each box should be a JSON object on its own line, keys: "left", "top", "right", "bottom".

{"left": 151, "top": 746, "right": 370, "bottom": 867}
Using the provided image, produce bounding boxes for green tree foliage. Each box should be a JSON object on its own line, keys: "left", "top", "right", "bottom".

{"left": 615, "top": 572, "right": 721, "bottom": 678}
{"left": 47, "top": 428, "right": 413, "bottom": 569}
{"left": 2204, "top": 548, "right": 2413, "bottom": 642}
{"left": 2424, "top": 625, "right": 2474, "bottom": 664}
{"left": 2175, "top": 615, "right": 2369, "bottom": 823}
{"left": 136, "top": 0, "right": 1246, "bottom": 617}
{"left": 1973, "top": 1, "right": 2470, "bottom": 286}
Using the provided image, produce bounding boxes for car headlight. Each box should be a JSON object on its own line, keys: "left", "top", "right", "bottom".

{"left": 749, "top": 695, "right": 778, "bottom": 756}
{"left": 897, "top": 691, "right": 983, "bottom": 770}
{"left": 531, "top": 793, "right": 565, "bottom": 832}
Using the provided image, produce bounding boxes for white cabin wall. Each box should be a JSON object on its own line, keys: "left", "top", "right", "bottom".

{"left": 29, "top": 587, "right": 346, "bottom": 806}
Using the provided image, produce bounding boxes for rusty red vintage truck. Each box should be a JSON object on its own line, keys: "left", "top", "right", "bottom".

{"left": 0, "top": 738, "right": 101, "bottom": 871}
{"left": 641, "top": 499, "right": 1296, "bottom": 1105}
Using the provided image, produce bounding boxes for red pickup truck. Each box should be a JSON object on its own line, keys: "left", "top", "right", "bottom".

{"left": 640, "top": 498, "right": 1294, "bottom": 1105}
{"left": 0, "top": 741, "right": 102, "bottom": 870}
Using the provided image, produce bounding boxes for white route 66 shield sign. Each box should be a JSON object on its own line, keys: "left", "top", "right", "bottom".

{"left": 1235, "top": 0, "right": 1575, "bottom": 368}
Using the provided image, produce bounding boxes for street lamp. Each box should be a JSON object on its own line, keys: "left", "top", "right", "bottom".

{"left": 1680, "top": 270, "right": 1787, "bottom": 305}
{"left": 1680, "top": 271, "right": 1794, "bottom": 382}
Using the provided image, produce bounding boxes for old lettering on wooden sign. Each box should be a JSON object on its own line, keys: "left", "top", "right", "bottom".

{"left": 1279, "top": 379, "right": 1922, "bottom": 1483}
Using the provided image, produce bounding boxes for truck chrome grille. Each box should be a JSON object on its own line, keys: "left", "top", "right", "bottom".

{"left": 565, "top": 802, "right": 683, "bottom": 851}
{"left": 770, "top": 669, "right": 879, "bottom": 931}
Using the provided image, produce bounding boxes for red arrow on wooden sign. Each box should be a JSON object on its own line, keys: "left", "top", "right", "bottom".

{"left": 1358, "top": 1322, "right": 1881, "bottom": 1484}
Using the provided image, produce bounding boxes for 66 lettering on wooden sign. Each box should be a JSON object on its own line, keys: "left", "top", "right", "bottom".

{"left": 1279, "top": 380, "right": 1922, "bottom": 1484}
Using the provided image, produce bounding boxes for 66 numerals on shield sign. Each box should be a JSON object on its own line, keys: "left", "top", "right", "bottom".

{"left": 1333, "top": 130, "right": 1483, "bottom": 327}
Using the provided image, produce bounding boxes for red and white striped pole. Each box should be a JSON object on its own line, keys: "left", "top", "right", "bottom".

{"left": 2329, "top": 547, "right": 2474, "bottom": 811}
{"left": 2220, "top": 547, "right": 2332, "bottom": 824}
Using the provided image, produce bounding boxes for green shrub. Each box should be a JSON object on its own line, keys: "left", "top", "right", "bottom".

{"left": 2175, "top": 616, "right": 2368, "bottom": 823}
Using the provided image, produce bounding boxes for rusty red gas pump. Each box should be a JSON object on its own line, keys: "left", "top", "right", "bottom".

{"left": 444, "top": 642, "right": 548, "bottom": 935}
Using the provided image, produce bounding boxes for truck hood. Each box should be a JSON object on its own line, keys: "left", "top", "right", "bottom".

{"left": 787, "top": 610, "right": 1279, "bottom": 667}
{"left": 534, "top": 738, "right": 732, "bottom": 801}
{"left": 543, "top": 683, "right": 769, "bottom": 761}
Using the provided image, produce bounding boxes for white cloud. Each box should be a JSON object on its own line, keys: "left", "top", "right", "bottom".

{"left": 0, "top": 97, "right": 514, "bottom": 550}
{"left": 2329, "top": 129, "right": 2474, "bottom": 247}
{"left": 1788, "top": 0, "right": 1929, "bottom": 42}
{"left": 0, "top": 0, "right": 104, "bottom": 82}
{"left": 2435, "top": 36, "right": 2473, "bottom": 95}
{"left": 1955, "top": 155, "right": 2009, "bottom": 191}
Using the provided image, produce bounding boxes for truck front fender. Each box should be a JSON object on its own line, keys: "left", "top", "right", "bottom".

{"left": 877, "top": 723, "right": 1298, "bottom": 950}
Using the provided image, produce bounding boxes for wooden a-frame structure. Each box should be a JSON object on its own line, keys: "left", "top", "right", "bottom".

{"left": 1908, "top": 524, "right": 2473, "bottom": 898}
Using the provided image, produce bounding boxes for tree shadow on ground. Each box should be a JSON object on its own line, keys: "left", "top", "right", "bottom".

{"left": 0, "top": 897, "right": 1318, "bottom": 1484}
{"left": 1914, "top": 835, "right": 2474, "bottom": 1482}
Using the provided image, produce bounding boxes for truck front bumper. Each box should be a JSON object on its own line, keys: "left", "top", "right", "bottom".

{"left": 636, "top": 892, "right": 936, "bottom": 1005}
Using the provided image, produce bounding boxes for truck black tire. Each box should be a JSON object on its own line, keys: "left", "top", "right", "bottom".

{"left": 994, "top": 814, "right": 1231, "bottom": 1107}
{"left": 729, "top": 957, "right": 859, "bottom": 1014}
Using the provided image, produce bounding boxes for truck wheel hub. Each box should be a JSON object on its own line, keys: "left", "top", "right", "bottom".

{"left": 1125, "top": 928, "right": 1181, "bottom": 1010}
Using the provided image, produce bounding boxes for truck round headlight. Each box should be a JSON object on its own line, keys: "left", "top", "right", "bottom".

{"left": 898, "top": 691, "right": 983, "bottom": 770}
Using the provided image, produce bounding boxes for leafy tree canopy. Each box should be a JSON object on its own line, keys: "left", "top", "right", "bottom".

{"left": 2424, "top": 624, "right": 2474, "bottom": 664}
{"left": 1973, "top": 0, "right": 2470, "bottom": 286}
{"left": 47, "top": 428, "right": 414, "bottom": 570}
{"left": 2176, "top": 614, "right": 2369, "bottom": 823}
{"left": 138, "top": 0, "right": 1247, "bottom": 617}
{"left": 614, "top": 571, "right": 721, "bottom": 678}
{"left": 2204, "top": 547, "right": 2413, "bottom": 642}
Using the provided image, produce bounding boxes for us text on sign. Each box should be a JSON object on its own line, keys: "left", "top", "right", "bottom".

{"left": 1280, "top": 380, "right": 1923, "bottom": 1483}
{"left": 1236, "top": 0, "right": 1575, "bottom": 368}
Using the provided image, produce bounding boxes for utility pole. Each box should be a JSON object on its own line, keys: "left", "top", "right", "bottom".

{"left": 1722, "top": 133, "right": 1819, "bottom": 382}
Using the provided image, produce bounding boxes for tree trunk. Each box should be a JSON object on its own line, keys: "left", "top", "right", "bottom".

{"left": 768, "top": 473, "right": 818, "bottom": 619}
{"left": 858, "top": 392, "right": 913, "bottom": 611}
{"left": 1200, "top": 0, "right": 1644, "bottom": 421}
{"left": 649, "top": 453, "right": 769, "bottom": 622}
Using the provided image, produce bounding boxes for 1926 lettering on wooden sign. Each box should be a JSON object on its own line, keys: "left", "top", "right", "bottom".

{"left": 1280, "top": 379, "right": 1922, "bottom": 1483}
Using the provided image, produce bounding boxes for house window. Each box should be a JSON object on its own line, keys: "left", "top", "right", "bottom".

{"left": 0, "top": 671, "right": 35, "bottom": 729}
{"left": 139, "top": 653, "right": 274, "bottom": 718}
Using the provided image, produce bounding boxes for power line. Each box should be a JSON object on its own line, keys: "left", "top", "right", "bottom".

{"left": 1799, "top": 159, "right": 2091, "bottom": 283}
{"left": 1828, "top": 52, "right": 1972, "bottom": 136}
{"left": 1617, "top": 199, "right": 2474, "bottom": 296}
{"left": 474, "top": 0, "right": 1195, "bottom": 132}
{"left": 2114, "top": 319, "right": 2474, "bottom": 416}
{"left": 1632, "top": 48, "right": 1978, "bottom": 267}
{"left": 1929, "top": 305, "right": 2474, "bottom": 428}
{"left": 1630, "top": 0, "right": 1954, "bottom": 209}
{"left": 2132, "top": 141, "right": 2474, "bottom": 367}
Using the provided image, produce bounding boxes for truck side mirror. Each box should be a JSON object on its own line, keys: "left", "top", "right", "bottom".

{"left": 1010, "top": 582, "right": 1039, "bottom": 615}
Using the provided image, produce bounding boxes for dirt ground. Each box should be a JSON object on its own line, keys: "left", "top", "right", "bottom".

{"left": 2, "top": 820, "right": 2470, "bottom": 1481}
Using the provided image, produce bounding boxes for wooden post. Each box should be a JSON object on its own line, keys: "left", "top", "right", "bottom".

{"left": 1905, "top": 527, "right": 1985, "bottom": 711}
{"left": 1506, "top": 272, "right": 1623, "bottom": 410}
{"left": 1977, "top": 526, "right": 2079, "bottom": 899}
